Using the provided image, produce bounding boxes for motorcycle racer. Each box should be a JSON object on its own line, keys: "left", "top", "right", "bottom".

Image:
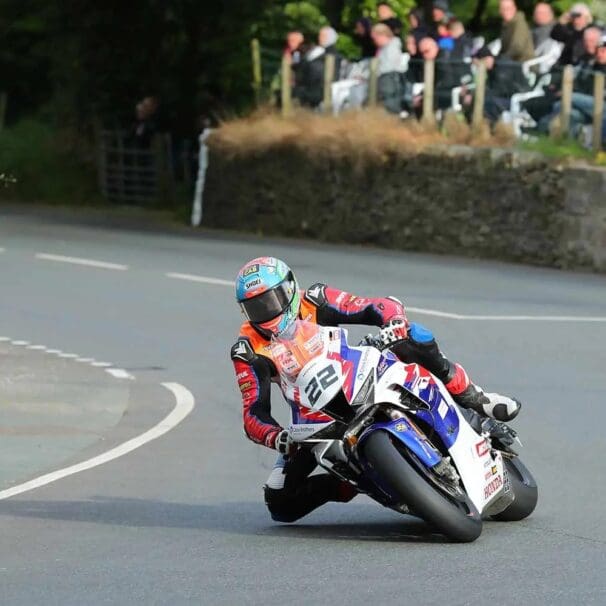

{"left": 231, "top": 256, "right": 521, "bottom": 522}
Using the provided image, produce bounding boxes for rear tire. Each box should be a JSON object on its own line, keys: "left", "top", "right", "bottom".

{"left": 363, "top": 431, "right": 482, "bottom": 543}
{"left": 491, "top": 457, "right": 538, "bottom": 522}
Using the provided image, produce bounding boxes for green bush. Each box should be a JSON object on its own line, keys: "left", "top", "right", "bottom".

{"left": 0, "top": 120, "right": 102, "bottom": 205}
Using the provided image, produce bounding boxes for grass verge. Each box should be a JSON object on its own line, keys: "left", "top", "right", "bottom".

{"left": 0, "top": 119, "right": 104, "bottom": 205}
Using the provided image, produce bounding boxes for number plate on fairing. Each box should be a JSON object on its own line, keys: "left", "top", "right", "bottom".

{"left": 295, "top": 358, "right": 343, "bottom": 410}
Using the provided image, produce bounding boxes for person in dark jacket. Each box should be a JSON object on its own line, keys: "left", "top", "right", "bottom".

{"left": 353, "top": 17, "right": 376, "bottom": 58}
{"left": 408, "top": 7, "right": 430, "bottom": 45}
{"left": 550, "top": 2, "right": 593, "bottom": 66}
{"left": 293, "top": 28, "right": 342, "bottom": 109}
{"left": 434, "top": 20, "right": 473, "bottom": 109}
{"left": 377, "top": 2, "right": 403, "bottom": 37}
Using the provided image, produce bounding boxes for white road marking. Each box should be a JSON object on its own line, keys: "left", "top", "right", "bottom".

{"left": 0, "top": 382, "right": 195, "bottom": 501}
{"left": 76, "top": 357, "right": 95, "bottom": 363}
{"left": 166, "top": 272, "right": 234, "bottom": 287}
{"left": 26, "top": 345, "right": 47, "bottom": 350}
{"left": 11, "top": 340, "right": 30, "bottom": 346}
{"left": 91, "top": 361, "right": 112, "bottom": 368}
{"left": 105, "top": 368, "right": 134, "bottom": 380}
{"left": 35, "top": 253, "right": 128, "bottom": 271}
{"left": 45, "top": 349, "right": 63, "bottom": 355}
{"left": 57, "top": 353, "right": 78, "bottom": 359}
{"left": 164, "top": 273, "right": 606, "bottom": 323}
{"left": 406, "top": 306, "right": 606, "bottom": 322}
{"left": 0, "top": 336, "right": 11, "bottom": 342}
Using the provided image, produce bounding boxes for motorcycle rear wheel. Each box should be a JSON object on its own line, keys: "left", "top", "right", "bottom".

{"left": 491, "top": 456, "right": 538, "bottom": 522}
{"left": 363, "top": 430, "right": 482, "bottom": 543}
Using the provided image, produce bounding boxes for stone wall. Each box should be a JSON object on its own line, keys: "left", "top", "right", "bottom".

{"left": 203, "top": 144, "right": 606, "bottom": 272}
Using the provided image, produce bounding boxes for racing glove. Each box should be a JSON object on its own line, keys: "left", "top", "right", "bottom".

{"left": 378, "top": 318, "right": 408, "bottom": 348}
{"left": 274, "top": 429, "right": 296, "bottom": 456}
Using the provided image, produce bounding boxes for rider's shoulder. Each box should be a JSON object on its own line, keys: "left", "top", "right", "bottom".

{"left": 303, "top": 282, "right": 328, "bottom": 306}
{"left": 230, "top": 336, "right": 256, "bottom": 362}
{"left": 231, "top": 323, "right": 270, "bottom": 362}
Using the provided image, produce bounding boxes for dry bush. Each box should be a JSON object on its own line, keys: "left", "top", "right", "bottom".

{"left": 210, "top": 108, "right": 514, "bottom": 162}
{"left": 442, "top": 110, "right": 471, "bottom": 144}
{"left": 493, "top": 119, "right": 516, "bottom": 146}
{"left": 210, "top": 108, "right": 445, "bottom": 163}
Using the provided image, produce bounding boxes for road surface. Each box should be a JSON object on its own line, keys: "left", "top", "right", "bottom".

{"left": 0, "top": 210, "right": 605, "bottom": 605}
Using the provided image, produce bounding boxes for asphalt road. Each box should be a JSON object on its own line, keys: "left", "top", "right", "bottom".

{"left": 0, "top": 210, "right": 605, "bottom": 605}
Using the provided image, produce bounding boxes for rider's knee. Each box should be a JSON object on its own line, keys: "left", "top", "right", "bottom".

{"left": 264, "top": 485, "right": 301, "bottom": 523}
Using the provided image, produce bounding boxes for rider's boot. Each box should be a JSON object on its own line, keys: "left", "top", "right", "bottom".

{"left": 453, "top": 383, "right": 521, "bottom": 422}
{"left": 459, "top": 407, "right": 518, "bottom": 447}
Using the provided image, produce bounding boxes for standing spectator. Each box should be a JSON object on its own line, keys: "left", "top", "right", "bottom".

{"left": 284, "top": 31, "right": 304, "bottom": 65}
{"left": 292, "top": 28, "right": 342, "bottom": 109}
{"left": 318, "top": 26, "right": 343, "bottom": 77}
{"left": 292, "top": 42, "right": 326, "bottom": 108}
{"left": 130, "top": 95, "right": 161, "bottom": 148}
{"left": 532, "top": 3, "right": 562, "bottom": 72}
{"left": 377, "top": 2, "right": 403, "bottom": 37}
{"left": 498, "top": 0, "right": 534, "bottom": 62}
{"left": 532, "top": 3, "right": 555, "bottom": 48}
{"left": 429, "top": 0, "right": 451, "bottom": 39}
{"left": 353, "top": 18, "right": 376, "bottom": 58}
{"left": 550, "top": 3, "right": 593, "bottom": 66}
{"left": 371, "top": 23, "right": 404, "bottom": 113}
{"left": 408, "top": 8, "right": 429, "bottom": 45}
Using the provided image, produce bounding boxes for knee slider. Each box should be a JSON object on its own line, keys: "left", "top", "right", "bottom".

{"left": 263, "top": 485, "right": 298, "bottom": 523}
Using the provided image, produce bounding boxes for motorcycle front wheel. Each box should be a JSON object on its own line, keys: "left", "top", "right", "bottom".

{"left": 363, "top": 430, "right": 482, "bottom": 543}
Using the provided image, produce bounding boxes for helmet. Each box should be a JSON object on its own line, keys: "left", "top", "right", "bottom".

{"left": 235, "top": 257, "right": 300, "bottom": 336}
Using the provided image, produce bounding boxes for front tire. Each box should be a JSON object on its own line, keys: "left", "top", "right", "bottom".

{"left": 491, "top": 457, "right": 538, "bottom": 522}
{"left": 363, "top": 431, "right": 482, "bottom": 543}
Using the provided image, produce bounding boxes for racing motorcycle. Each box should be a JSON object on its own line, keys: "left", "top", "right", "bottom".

{"left": 271, "top": 320, "right": 538, "bottom": 543}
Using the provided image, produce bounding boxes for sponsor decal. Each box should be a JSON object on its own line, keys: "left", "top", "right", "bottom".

{"left": 376, "top": 358, "right": 390, "bottom": 380}
{"left": 242, "top": 264, "right": 259, "bottom": 276}
{"left": 335, "top": 292, "right": 346, "bottom": 305}
{"left": 484, "top": 475, "right": 503, "bottom": 500}
{"left": 491, "top": 465, "right": 498, "bottom": 475}
{"left": 484, "top": 470, "right": 493, "bottom": 480}
{"left": 236, "top": 371, "right": 249, "bottom": 381}
{"left": 395, "top": 422, "right": 407, "bottom": 432}
{"left": 377, "top": 302, "right": 385, "bottom": 311}
{"left": 475, "top": 439, "right": 490, "bottom": 457}
{"left": 245, "top": 278, "right": 261, "bottom": 289}
{"left": 239, "top": 381, "right": 252, "bottom": 392}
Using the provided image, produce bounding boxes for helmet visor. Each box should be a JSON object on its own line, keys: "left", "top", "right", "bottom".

{"left": 239, "top": 275, "right": 296, "bottom": 324}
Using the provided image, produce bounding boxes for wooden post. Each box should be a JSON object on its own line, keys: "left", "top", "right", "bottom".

{"left": 251, "top": 39, "right": 262, "bottom": 106}
{"left": 422, "top": 59, "right": 435, "bottom": 124}
{"left": 472, "top": 59, "right": 487, "bottom": 131}
{"left": 592, "top": 72, "right": 605, "bottom": 153}
{"left": 323, "top": 53, "right": 336, "bottom": 114}
{"left": 0, "top": 92, "right": 7, "bottom": 131}
{"left": 368, "top": 57, "right": 379, "bottom": 107}
{"left": 281, "top": 54, "right": 292, "bottom": 117}
{"left": 559, "top": 65, "right": 574, "bottom": 137}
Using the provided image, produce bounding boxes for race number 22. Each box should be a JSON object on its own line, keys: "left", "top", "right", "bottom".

{"left": 305, "top": 365, "right": 338, "bottom": 405}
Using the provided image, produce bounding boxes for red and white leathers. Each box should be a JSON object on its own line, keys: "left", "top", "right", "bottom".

{"left": 230, "top": 283, "right": 474, "bottom": 450}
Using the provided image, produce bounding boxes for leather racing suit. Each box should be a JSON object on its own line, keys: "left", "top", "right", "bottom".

{"left": 231, "top": 283, "right": 475, "bottom": 523}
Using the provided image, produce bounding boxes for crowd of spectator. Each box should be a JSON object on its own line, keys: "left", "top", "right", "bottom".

{"left": 280, "top": 1, "right": 606, "bottom": 142}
